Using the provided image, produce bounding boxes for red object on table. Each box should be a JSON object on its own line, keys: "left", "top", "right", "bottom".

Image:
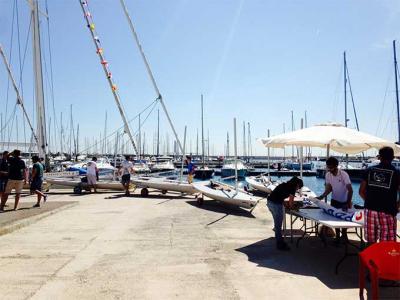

{"left": 359, "top": 241, "right": 400, "bottom": 300}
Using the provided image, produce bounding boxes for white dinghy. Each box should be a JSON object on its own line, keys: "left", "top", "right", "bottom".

{"left": 131, "top": 176, "right": 196, "bottom": 196}
{"left": 131, "top": 127, "right": 198, "bottom": 197}
{"left": 192, "top": 118, "right": 259, "bottom": 209}
{"left": 193, "top": 180, "right": 258, "bottom": 209}
{"left": 245, "top": 175, "right": 276, "bottom": 194}
{"left": 46, "top": 178, "right": 127, "bottom": 194}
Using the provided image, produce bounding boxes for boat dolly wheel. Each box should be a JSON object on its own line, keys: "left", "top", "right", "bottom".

{"left": 140, "top": 188, "right": 149, "bottom": 197}
{"left": 73, "top": 186, "right": 82, "bottom": 194}
{"left": 196, "top": 195, "right": 204, "bottom": 206}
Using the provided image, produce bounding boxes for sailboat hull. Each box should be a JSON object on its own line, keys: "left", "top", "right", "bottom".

{"left": 221, "top": 168, "right": 247, "bottom": 178}
{"left": 192, "top": 181, "right": 258, "bottom": 209}
{"left": 194, "top": 168, "right": 214, "bottom": 179}
{"left": 131, "top": 176, "right": 197, "bottom": 194}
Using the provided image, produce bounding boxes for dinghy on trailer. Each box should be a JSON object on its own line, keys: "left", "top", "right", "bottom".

{"left": 46, "top": 178, "right": 128, "bottom": 194}
{"left": 131, "top": 176, "right": 197, "bottom": 196}
{"left": 192, "top": 180, "right": 258, "bottom": 209}
{"left": 193, "top": 118, "right": 259, "bottom": 210}
{"left": 245, "top": 175, "right": 276, "bottom": 194}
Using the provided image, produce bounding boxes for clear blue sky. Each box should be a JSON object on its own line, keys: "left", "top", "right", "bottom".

{"left": 0, "top": 0, "right": 399, "bottom": 156}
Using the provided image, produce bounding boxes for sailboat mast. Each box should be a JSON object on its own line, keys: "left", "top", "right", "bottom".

{"left": 247, "top": 122, "right": 251, "bottom": 157}
{"left": 243, "top": 121, "right": 246, "bottom": 157}
{"left": 291, "top": 110, "right": 294, "bottom": 159}
{"left": 79, "top": 1, "right": 139, "bottom": 155}
{"left": 119, "top": 0, "right": 183, "bottom": 154}
{"left": 103, "top": 111, "right": 107, "bottom": 154}
{"left": 31, "top": 0, "right": 47, "bottom": 164}
{"left": 157, "top": 109, "right": 160, "bottom": 156}
{"left": 0, "top": 45, "right": 39, "bottom": 150}
{"left": 393, "top": 40, "right": 400, "bottom": 143}
{"left": 233, "top": 118, "right": 238, "bottom": 190}
{"left": 201, "top": 94, "right": 205, "bottom": 168}
{"left": 76, "top": 124, "right": 79, "bottom": 156}
{"left": 344, "top": 52, "right": 349, "bottom": 166}
{"left": 344, "top": 51, "right": 348, "bottom": 127}
{"left": 60, "top": 112, "right": 63, "bottom": 155}
{"left": 138, "top": 113, "right": 141, "bottom": 159}
{"left": 226, "top": 132, "right": 230, "bottom": 157}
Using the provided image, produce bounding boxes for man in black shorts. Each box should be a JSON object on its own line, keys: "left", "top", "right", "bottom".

{"left": 0, "top": 149, "right": 27, "bottom": 211}
{"left": 30, "top": 156, "right": 47, "bottom": 208}
{"left": 119, "top": 155, "right": 134, "bottom": 196}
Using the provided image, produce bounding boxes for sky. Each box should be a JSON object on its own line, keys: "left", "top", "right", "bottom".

{"left": 0, "top": 0, "right": 399, "bottom": 157}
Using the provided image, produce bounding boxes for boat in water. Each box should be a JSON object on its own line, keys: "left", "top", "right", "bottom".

{"left": 221, "top": 159, "right": 247, "bottom": 178}
{"left": 132, "top": 159, "right": 151, "bottom": 174}
{"left": 150, "top": 156, "right": 175, "bottom": 173}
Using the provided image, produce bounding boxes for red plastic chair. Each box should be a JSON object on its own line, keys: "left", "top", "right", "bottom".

{"left": 359, "top": 241, "right": 400, "bottom": 300}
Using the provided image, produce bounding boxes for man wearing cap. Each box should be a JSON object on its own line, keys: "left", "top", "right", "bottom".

{"left": 359, "top": 146, "right": 400, "bottom": 243}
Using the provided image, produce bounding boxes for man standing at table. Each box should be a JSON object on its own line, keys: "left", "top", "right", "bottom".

{"left": 359, "top": 146, "right": 399, "bottom": 244}
{"left": 317, "top": 156, "right": 353, "bottom": 244}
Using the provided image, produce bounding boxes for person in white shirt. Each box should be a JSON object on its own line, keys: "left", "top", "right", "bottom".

{"left": 119, "top": 155, "right": 134, "bottom": 196}
{"left": 317, "top": 156, "right": 353, "bottom": 243}
{"left": 86, "top": 157, "right": 98, "bottom": 193}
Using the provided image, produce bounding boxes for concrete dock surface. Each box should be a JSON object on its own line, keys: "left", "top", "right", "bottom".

{"left": 0, "top": 190, "right": 398, "bottom": 299}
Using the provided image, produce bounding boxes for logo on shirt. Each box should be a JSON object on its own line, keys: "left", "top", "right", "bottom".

{"left": 368, "top": 168, "right": 393, "bottom": 189}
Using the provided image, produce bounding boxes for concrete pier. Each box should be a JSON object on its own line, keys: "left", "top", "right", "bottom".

{"left": 0, "top": 190, "right": 398, "bottom": 299}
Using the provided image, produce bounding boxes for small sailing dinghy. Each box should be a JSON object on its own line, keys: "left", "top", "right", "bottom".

{"left": 245, "top": 175, "right": 276, "bottom": 194}
{"left": 192, "top": 118, "right": 259, "bottom": 209}
{"left": 46, "top": 178, "right": 127, "bottom": 194}
{"left": 192, "top": 180, "right": 258, "bottom": 209}
{"left": 131, "top": 176, "right": 197, "bottom": 196}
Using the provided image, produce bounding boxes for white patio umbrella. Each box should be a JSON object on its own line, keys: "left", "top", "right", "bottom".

{"left": 258, "top": 123, "right": 400, "bottom": 155}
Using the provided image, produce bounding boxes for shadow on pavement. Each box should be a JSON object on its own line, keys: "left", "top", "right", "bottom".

{"left": 236, "top": 237, "right": 400, "bottom": 298}
{"left": 186, "top": 200, "right": 255, "bottom": 219}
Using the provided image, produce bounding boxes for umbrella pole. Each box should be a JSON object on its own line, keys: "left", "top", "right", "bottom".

{"left": 180, "top": 126, "right": 187, "bottom": 183}
{"left": 325, "top": 144, "right": 330, "bottom": 203}
{"left": 300, "top": 119, "right": 304, "bottom": 179}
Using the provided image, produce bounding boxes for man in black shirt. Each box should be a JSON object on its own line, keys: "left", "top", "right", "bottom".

{"left": 0, "top": 149, "right": 27, "bottom": 211}
{"left": 0, "top": 151, "right": 9, "bottom": 199}
{"left": 267, "top": 176, "right": 303, "bottom": 250}
{"left": 359, "top": 147, "right": 400, "bottom": 243}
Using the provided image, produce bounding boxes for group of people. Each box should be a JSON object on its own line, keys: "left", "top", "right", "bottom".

{"left": 0, "top": 149, "right": 47, "bottom": 211}
{"left": 83, "top": 155, "right": 134, "bottom": 196}
{"left": 267, "top": 146, "right": 399, "bottom": 251}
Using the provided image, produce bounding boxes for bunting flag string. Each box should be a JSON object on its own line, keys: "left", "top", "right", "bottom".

{"left": 78, "top": 0, "right": 139, "bottom": 155}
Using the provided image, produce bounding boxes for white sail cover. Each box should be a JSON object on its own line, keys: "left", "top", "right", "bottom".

{"left": 258, "top": 123, "right": 400, "bottom": 155}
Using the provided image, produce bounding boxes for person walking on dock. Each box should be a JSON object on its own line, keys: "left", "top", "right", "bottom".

{"left": 186, "top": 156, "right": 196, "bottom": 184}
{"left": 0, "top": 150, "right": 27, "bottom": 211}
{"left": 87, "top": 157, "right": 98, "bottom": 193}
{"left": 317, "top": 156, "right": 353, "bottom": 244}
{"left": 0, "top": 151, "right": 9, "bottom": 200}
{"left": 30, "top": 156, "right": 47, "bottom": 208}
{"left": 359, "top": 147, "right": 399, "bottom": 244}
{"left": 120, "top": 155, "right": 134, "bottom": 196}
